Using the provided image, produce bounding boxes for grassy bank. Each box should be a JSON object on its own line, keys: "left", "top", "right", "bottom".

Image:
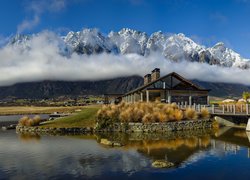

{"left": 41, "top": 105, "right": 101, "bottom": 128}
{"left": 0, "top": 106, "right": 86, "bottom": 115}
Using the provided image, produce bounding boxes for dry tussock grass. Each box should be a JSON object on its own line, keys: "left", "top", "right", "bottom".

{"left": 18, "top": 115, "right": 41, "bottom": 127}
{"left": 185, "top": 108, "right": 198, "bottom": 120}
{"left": 200, "top": 108, "right": 210, "bottom": 119}
{"left": 97, "top": 101, "right": 207, "bottom": 124}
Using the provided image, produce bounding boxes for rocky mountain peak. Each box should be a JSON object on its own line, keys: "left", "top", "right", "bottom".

{"left": 5, "top": 28, "right": 250, "bottom": 68}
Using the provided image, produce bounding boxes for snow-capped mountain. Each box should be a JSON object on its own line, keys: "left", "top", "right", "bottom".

{"left": 6, "top": 28, "right": 250, "bottom": 69}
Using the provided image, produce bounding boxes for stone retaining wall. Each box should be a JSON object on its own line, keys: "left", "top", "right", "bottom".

{"left": 99, "top": 119, "right": 212, "bottom": 133}
{"left": 16, "top": 119, "right": 212, "bottom": 135}
{"left": 16, "top": 125, "right": 93, "bottom": 135}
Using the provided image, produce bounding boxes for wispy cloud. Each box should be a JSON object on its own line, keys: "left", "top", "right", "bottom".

{"left": 0, "top": 31, "right": 250, "bottom": 86}
{"left": 0, "top": 35, "right": 10, "bottom": 47}
{"left": 17, "top": 0, "right": 68, "bottom": 33}
{"left": 17, "top": 15, "right": 40, "bottom": 33}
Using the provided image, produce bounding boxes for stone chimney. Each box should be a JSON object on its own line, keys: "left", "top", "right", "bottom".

{"left": 144, "top": 74, "right": 151, "bottom": 85}
{"left": 151, "top": 68, "right": 160, "bottom": 81}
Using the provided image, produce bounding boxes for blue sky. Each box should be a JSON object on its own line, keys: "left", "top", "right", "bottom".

{"left": 1, "top": 0, "right": 250, "bottom": 57}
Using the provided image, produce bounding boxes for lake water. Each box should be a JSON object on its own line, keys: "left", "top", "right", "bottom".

{"left": 0, "top": 114, "right": 49, "bottom": 123}
{"left": 1, "top": 128, "right": 250, "bottom": 179}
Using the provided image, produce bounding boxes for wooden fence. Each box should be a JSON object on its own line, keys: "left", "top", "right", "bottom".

{"left": 211, "top": 104, "right": 250, "bottom": 115}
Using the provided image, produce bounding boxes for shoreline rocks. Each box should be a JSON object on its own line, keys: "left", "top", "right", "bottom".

{"left": 100, "top": 138, "right": 123, "bottom": 147}
{"left": 152, "top": 160, "right": 175, "bottom": 168}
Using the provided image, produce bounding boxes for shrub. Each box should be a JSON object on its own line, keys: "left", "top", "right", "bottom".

{"left": 173, "top": 109, "right": 183, "bottom": 121}
{"left": 164, "top": 107, "right": 175, "bottom": 121}
{"left": 200, "top": 108, "right": 210, "bottom": 119}
{"left": 18, "top": 115, "right": 41, "bottom": 127}
{"left": 33, "top": 115, "right": 41, "bottom": 125}
{"left": 119, "top": 109, "right": 131, "bottom": 123}
{"left": 170, "top": 103, "right": 178, "bottom": 109}
{"left": 142, "top": 113, "right": 154, "bottom": 123}
{"left": 96, "top": 101, "right": 207, "bottom": 127}
{"left": 19, "top": 116, "right": 29, "bottom": 126}
{"left": 153, "top": 111, "right": 167, "bottom": 122}
{"left": 185, "top": 108, "right": 198, "bottom": 120}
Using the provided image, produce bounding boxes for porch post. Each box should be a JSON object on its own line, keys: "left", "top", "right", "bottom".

{"left": 207, "top": 96, "right": 210, "bottom": 105}
{"left": 189, "top": 96, "right": 192, "bottom": 106}
{"left": 167, "top": 90, "right": 171, "bottom": 104}
{"left": 140, "top": 92, "right": 143, "bottom": 102}
{"left": 146, "top": 90, "right": 149, "bottom": 103}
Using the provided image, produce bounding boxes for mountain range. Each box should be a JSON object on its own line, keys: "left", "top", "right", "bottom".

{"left": 8, "top": 28, "right": 250, "bottom": 69}
{"left": 2, "top": 28, "right": 250, "bottom": 99}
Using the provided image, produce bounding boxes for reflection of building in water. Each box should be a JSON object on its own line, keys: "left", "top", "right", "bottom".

{"left": 134, "top": 136, "right": 212, "bottom": 167}
{"left": 211, "top": 140, "right": 240, "bottom": 154}
{"left": 212, "top": 128, "right": 250, "bottom": 157}
{"left": 95, "top": 128, "right": 250, "bottom": 168}
{"left": 96, "top": 131, "right": 213, "bottom": 167}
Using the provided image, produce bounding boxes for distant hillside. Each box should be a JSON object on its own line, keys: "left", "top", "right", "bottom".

{"left": 193, "top": 80, "right": 248, "bottom": 98}
{"left": 0, "top": 76, "right": 143, "bottom": 99}
{"left": 0, "top": 76, "right": 248, "bottom": 99}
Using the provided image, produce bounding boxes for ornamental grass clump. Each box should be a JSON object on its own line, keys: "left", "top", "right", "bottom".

{"left": 96, "top": 101, "right": 202, "bottom": 128}
{"left": 19, "top": 116, "right": 29, "bottom": 126}
{"left": 200, "top": 108, "right": 210, "bottom": 119}
{"left": 185, "top": 108, "right": 198, "bottom": 120}
{"left": 18, "top": 115, "right": 41, "bottom": 127}
{"left": 173, "top": 109, "right": 184, "bottom": 121}
{"left": 142, "top": 113, "right": 154, "bottom": 123}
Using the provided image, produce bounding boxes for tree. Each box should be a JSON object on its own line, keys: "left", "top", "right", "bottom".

{"left": 242, "top": 91, "right": 250, "bottom": 100}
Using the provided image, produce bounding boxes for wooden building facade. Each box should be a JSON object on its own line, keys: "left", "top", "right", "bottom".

{"left": 122, "top": 68, "right": 210, "bottom": 105}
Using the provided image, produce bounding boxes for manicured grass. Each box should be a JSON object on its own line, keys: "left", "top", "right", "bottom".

{"left": 0, "top": 106, "right": 85, "bottom": 115}
{"left": 210, "top": 100, "right": 223, "bottom": 105}
{"left": 41, "top": 105, "right": 101, "bottom": 128}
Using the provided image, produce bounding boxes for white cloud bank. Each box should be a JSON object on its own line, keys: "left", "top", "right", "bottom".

{"left": 0, "top": 31, "right": 250, "bottom": 86}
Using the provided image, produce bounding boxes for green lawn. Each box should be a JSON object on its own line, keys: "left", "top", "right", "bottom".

{"left": 209, "top": 100, "right": 222, "bottom": 104}
{"left": 41, "top": 105, "right": 101, "bottom": 128}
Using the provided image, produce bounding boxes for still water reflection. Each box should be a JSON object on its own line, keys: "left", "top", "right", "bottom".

{"left": 1, "top": 128, "right": 250, "bottom": 179}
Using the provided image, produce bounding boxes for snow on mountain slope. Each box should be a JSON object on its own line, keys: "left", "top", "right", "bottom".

{"left": 108, "top": 28, "right": 148, "bottom": 55}
{"left": 6, "top": 28, "right": 250, "bottom": 69}
{"left": 208, "top": 42, "right": 250, "bottom": 68}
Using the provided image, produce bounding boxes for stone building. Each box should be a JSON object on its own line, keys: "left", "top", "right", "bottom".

{"left": 122, "top": 68, "right": 210, "bottom": 105}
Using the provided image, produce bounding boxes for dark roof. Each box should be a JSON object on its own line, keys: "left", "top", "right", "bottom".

{"left": 152, "top": 68, "right": 160, "bottom": 72}
{"left": 144, "top": 74, "right": 151, "bottom": 77}
{"left": 124, "top": 72, "right": 210, "bottom": 96}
